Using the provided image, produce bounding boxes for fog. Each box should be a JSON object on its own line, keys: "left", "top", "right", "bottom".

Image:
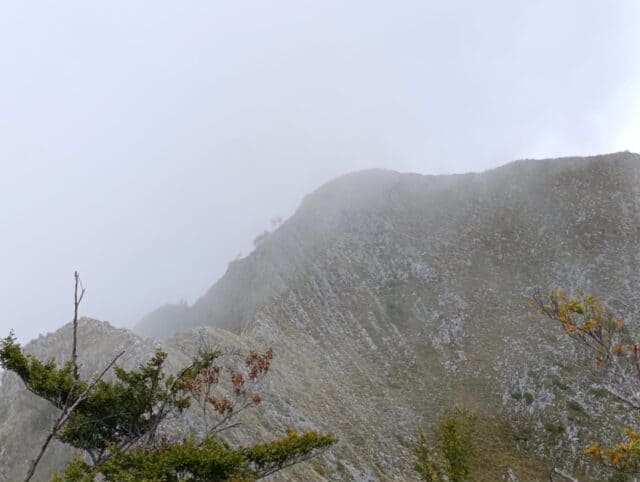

{"left": 1, "top": 1, "right": 639, "bottom": 342}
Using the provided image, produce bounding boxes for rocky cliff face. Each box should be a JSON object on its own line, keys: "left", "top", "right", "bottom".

{"left": 2, "top": 152, "right": 640, "bottom": 480}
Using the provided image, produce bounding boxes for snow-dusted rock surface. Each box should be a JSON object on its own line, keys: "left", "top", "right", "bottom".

{"left": 2, "top": 152, "right": 640, "bottom": 480}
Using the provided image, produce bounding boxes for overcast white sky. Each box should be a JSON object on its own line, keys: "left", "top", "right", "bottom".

{"left": 1, "top": 1, "right": 639, "bottom": 342}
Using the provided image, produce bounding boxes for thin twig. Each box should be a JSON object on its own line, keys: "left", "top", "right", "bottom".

{"left": 255, "top": 445, "right": 333, "bottom": 479}
{"left": 72, "top": 271, "right": 85, "bottom": 382}
{"left": 551, "top": 467, "right": 579, "bottom": 482}
{"left": 23, "top": 350, "right": 124, "bottom": 482}
{"left": 23, "top": 271, "right": 113, "bottom": 482}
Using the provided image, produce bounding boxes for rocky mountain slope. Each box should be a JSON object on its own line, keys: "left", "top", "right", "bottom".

{"left": 2, "top": 152, "right": 640, "bottom": 480}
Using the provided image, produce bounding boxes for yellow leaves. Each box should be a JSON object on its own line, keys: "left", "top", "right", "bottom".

{"left": 585, "top": 443, "right": 602, "bottom": 457}
{"left": 611, "top": 451, "right": 623, "bottom": 465}
{"left": 585, "top": 428, "right": 640, "bottom": 471}
{"left": 554, "top": 287, "right": 565, "bottom": 301}
{"left": 581, "top": 320, "right": 595, "bottom": 331}
{"left": 623, "top": 428, "right": 640, "bottom": 440}
{"left": 584, "top": 294, "right": 597, "bottom": 305}
{"left": 532, "top": 288, "right": 640, "bottom": 476}
{"left": 536, "top": 288, "right": 626, "bottom": 341}
{"left": 613, "top": 317, "right": 625, "bottom": 330}
{"left": 612, "top": 343, "right": 624, "bottom": 354}
{"left": 568, "top": 300, "right": 585, "bottom": 314}
{"left": 531, "top": 287, "right": 640, "bottom": 380}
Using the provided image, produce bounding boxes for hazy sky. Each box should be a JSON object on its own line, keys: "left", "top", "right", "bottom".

{"left": 1, "top": 1, "right": 639, "bottom": 342}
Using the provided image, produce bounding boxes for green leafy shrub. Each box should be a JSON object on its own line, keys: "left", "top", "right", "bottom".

{"left": 0, "top": 332, "right": 336, "bottom": 481}
{"left": 413, "top": 407, "right": 476, "bottom": 482}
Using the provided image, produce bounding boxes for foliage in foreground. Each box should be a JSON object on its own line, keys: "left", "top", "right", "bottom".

{"left": 55, "top": 428, "right": 336, "bottom": 481}
{"left": 532, "top": 288, "right": 640, "bottom": 478}
{"left": 0, "top": 331, "right": 336, "bottom": 481}
{"left": 413, "top": 407, "right": 476, "bottom": 482}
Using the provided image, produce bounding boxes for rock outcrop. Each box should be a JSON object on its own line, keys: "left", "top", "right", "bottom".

{"left": 2, "top": 152, "right": 640, "bottom": 480}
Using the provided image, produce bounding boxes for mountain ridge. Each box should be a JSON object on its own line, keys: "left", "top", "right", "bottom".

{"left": 2, "top": 151, "right": 640, "bottom": 480}
{"left": 136, "top": 151, "right": 640, "bottom": 339}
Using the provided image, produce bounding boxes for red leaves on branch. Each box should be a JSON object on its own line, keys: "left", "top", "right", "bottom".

{"left": 182, "top": 347, "right": 273, "bottom": 427}
{"left": 185, "top": 364, "right": 222, "bottom": 397}
{"left": 206, "top": 395, "right": 234, "bottom": 415}
{"left": 202, "top": 365, "right": 221, "bottom": 384}
{"left": 184, "top": 378, "right": 199, "bottom": 394}
{"left": 229, "top": 369, "right": 246, "bottom": 396}
{"left": 245, "top": 347, "right": 273, "bottom": 381}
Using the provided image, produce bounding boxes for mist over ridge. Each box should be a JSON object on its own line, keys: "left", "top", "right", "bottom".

{"left": 1, "top": 2, "right": 640, "bottom": 478}
{"left": 136, "top": 151, "right": 640, "bottom": 339}
{"left": 2, "top": 0, "right": 640, "bottom": 343}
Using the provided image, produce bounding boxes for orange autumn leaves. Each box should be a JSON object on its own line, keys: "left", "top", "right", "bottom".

{"left": 585, "top": 428, "right": 640, "bottom": 472}
{"left": 531, "top": 288, "right": 628, "bottom": 366}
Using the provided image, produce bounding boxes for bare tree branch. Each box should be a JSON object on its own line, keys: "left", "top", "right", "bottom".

{"left": 255, "top": 445, "right": 333, "bottom": 480}
{"left": 551, "top": 467, "right": 579, "bottom": 482}
{"left": 23, "top": 350, "right": 125, "bottom": 482}
{"left": 23, "top": 272, "right": 120, "bottom": 482}
{"left": 72, "top": 271, "right": 85, "bottom": 382}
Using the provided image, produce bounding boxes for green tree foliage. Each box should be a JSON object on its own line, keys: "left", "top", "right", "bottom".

{"left": 413, "top": 429, "right": 442, "bottom": 481}
{"left": 413, "top": 407, "right": 476, "bottom": 482}
{"left": 0, "top": 332, "right": 336, "bottom": 481}
{"left": 54, "top": 429, "right": 336, "bottom": 482}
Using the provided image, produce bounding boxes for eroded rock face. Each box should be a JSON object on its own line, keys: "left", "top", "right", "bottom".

{"left": 2, "top": 152, "right": 640, "bottom": 480}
